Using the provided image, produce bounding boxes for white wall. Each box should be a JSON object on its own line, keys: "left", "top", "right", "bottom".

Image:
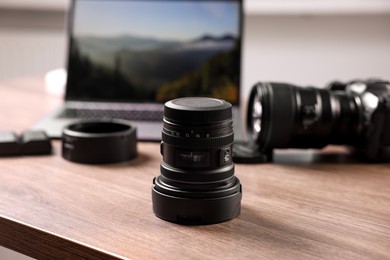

{"left": 1, "top": 12, "right": 390, "bottom": 102}
{"left": 0, "top": 29, "right": 66, "bottom": 80}
{"left": 242, "top": 14, "right": 390, "bottom": 99}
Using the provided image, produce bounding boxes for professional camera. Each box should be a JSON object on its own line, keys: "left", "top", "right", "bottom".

{"left": 235, "top": 79, "right": 390, "bottom": 162}
{"left": 152, "top": 97, "right": 242, "bottom": 225}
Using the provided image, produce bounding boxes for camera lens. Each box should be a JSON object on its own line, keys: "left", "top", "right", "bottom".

{"left": 247, "top": 82, "right": 364, "bottom": 150}
{"left": 152, "top": 97, "right": 242, "bottom": 225}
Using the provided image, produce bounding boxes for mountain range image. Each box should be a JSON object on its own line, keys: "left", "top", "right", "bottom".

{"left": 77, "top": 34, "right": 236, "bottom": 53}
{"left": 69, "top": 33, "right": 239, "bottom": 102}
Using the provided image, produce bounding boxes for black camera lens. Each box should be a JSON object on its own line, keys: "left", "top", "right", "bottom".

{"left": 247, "top": 82, "right": 364, "bottom": 150}
{"left": 152, "top": 97, "right": 242, "bottom": 225}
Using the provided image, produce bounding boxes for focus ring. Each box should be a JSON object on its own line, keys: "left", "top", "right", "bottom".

{"left": 162, "top": 132, "right": 234, "bottom": 149}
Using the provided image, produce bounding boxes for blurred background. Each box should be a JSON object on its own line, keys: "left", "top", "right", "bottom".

{"left": 0, "top": 0, "right": 389, "bottom": 99}
{"left": 0, "top": 0, "right": 389, "bottom": 258}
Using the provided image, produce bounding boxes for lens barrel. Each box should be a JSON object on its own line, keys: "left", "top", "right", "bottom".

{"left": 152, "top": 97, "right": 242, "bottom": 225}
{"left": 248, "top": 82, "right": 364, "bottom": 150}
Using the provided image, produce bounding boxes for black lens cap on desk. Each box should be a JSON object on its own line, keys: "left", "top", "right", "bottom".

{"left": 62, "top": 120, "right": 137, "bottom": 164}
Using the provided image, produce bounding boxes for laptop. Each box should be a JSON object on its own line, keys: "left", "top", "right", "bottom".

{"left": 33, "top": 0, "right": 244, "bottom": 141}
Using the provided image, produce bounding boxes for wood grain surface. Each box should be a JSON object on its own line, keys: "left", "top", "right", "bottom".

{"left": 0, "top": 78, "right": 389, "bottom": 259}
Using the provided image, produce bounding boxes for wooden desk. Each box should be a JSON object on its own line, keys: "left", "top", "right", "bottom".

{"left": 0, "top": 78, "right": 389, "bottom": 259}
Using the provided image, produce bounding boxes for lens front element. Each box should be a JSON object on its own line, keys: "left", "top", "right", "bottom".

{"left": 251, "top": 94, "right": 263, "bottom": 141}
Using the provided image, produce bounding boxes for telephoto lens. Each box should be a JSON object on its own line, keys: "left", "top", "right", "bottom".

{"left": 247, "top": 82, "right": 363, "bottom": 149}
{"left": 246, "top": 80, "right": 390, "bottom": 161}
{"left": 152, "top": 97, "right": 242, "bottom": 225}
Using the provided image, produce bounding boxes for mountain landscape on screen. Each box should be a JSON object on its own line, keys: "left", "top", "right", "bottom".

{"left": 68, "top": 33, "right": 240, "bottom": 103}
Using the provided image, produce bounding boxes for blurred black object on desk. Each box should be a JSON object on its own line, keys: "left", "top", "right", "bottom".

{"left": 233, "top": 79, "right": 390, "bottom": 163}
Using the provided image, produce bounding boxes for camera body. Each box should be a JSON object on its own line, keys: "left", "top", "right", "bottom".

{"left": 328, "top": 79, "right": 390, "bottom": 161}
{"left": 243, "top": 79, "right": 390, "bottom": 162}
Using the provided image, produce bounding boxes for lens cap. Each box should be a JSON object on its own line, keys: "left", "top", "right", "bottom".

{"left": 164, "top": 97, "right": 232, "bottom": 124}
{"left": 62, "top": 119, "right": 137, "bottom": 164}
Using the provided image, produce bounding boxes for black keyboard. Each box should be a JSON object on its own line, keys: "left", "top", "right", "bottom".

{"left": 57, "top": 108, "right": 163, "bottom": 121}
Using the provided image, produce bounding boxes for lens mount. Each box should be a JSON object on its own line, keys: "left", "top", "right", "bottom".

{"left": 62, "top": 119, "right": 137, "bottom": 164}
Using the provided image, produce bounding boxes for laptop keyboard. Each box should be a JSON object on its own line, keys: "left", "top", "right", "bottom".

{"left": 57, "top": 108, "right": 163, "bottom": 121}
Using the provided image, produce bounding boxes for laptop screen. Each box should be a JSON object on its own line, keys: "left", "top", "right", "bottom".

{"left": 66, "top": 0, "right": 242, "bottom": 105}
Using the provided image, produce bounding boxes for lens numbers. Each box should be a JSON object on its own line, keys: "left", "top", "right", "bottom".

{"left": 166, "top": 129, "right": 211, "bottom": 138}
